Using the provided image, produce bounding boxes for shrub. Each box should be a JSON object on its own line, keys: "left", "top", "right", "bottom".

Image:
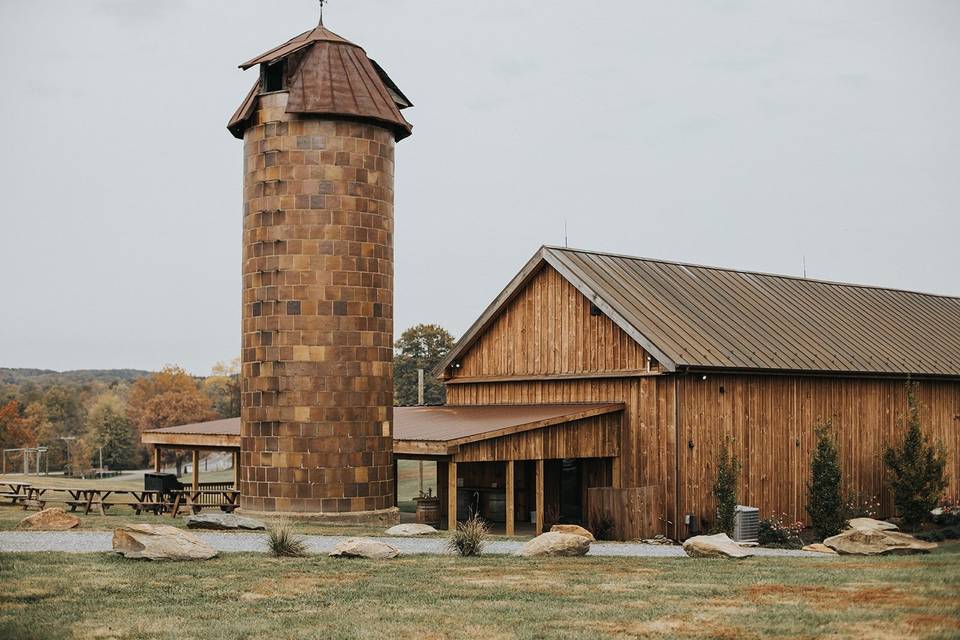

{"left": 447, "top": 514, "right": 489, "bottom": 557}
{"left": 757, "top": 514, "right": 804, "bottom": 549}
{"left": 806, "top": 420, "right": 845, "bottom": 538}
{"left": 267, "top": 522, "right": 308, "bottom": 558}
{"left": 943, "top": 527, "right": 960, "bottom": 540}
{"left": 712, "top": 440, "right": 741, "bottom": 535}
{"left": 840, "top": 492, "right": 881, "bottom": 521}
{"left": 590, "top": 512, "right": 615, "bottom": 541}
{"left": 917, "top": 531, "right": 945, "bottom": 542}
{"left": 883, "top": 382, "right": 948, "bottom": 530}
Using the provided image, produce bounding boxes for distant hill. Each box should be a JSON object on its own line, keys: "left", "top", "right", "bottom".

{"left": 0, "top": 368, "right": 154, "bottom": 387}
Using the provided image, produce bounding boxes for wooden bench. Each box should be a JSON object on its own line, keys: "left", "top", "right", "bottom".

{"left": 170, "top": 490, "right": 240, "bottom": 517}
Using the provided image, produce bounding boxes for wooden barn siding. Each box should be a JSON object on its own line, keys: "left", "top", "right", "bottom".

{"left": 455, "top": 412, "right": 621, "bottom": 463}
{"left": 447, "top": 379, "right": 678, "bottom": 537}
{"left": 454, "top": 265, "right": 652, "bottom": 378}
{"left": 677, "top": 374, "right": 960, "bottom": 527}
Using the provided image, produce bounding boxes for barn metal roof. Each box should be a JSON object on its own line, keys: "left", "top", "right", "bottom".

{"left": 436, "top": 246, "right": 960, "bottom": 378}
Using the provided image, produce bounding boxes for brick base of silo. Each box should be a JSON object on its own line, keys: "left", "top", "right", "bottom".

{"left": 239, "top": 92, "right": 397, "bottom": 520}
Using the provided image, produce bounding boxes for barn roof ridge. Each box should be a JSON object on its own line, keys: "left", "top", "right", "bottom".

{"left": 435, "top": 245, "right": 960, "bottom": 379}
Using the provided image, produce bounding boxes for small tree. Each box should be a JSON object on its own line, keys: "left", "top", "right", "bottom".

{"left": 806, "top": 420, "right": 845, "bottom": 538}
{"left": 712, "top": 440, "right": 741, "bottom": 535}
{"left": 884, "top": 382, "right": 948, "bottom": 530}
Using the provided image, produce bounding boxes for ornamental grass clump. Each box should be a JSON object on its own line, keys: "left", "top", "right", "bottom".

{"left": 267, "top": 521, "right": 309, "bottom": 558}
{"left": 447, "top": 514, "right": 489, "bottom": 557}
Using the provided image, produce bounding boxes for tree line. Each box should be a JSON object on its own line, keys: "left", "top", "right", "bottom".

{"left": 0, "top": 323, "right": 456, "bottom": 473}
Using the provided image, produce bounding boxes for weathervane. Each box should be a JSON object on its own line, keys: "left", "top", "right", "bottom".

{"left": 319, "top": 0, "right": 328, "bottom": 26}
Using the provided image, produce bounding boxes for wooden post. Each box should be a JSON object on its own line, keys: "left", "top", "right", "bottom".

{"left": 154, "top": 447, "right": 162, "bottom": 473}
{"left": 535, "top": 459, "right": 545, "bottom": 536}
{"left": 448, "top": 460, "right": 458, "bottom": 531}
{"left": 505, "top": 460, "right": 515, "bottom": 537}
{"left": 392, "top": 458, "right": 399, "bottom": 508}
{"left": 192, "top": 450, "right": 200, "bottom": 492}
{"left": 232, "top": 449, "right": 240, "bottom": 489}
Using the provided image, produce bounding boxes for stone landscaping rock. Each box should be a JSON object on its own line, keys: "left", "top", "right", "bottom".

{"left": 185, "top": 513, "right": 266, "bottom": 531}
{"left": 549, "top": 524, "right": 595, "bottom": 542}
{"left": 385, "top": 523, "right": 437, "bottom": 537}
{"left": 823, "top": 528, "right": 937, "bottom": 556}
{"left": 329, "top": 538, "right": 400, "bottom": 559}
{"left": 847, "top": 517, "right": 898, "bottom": 533}
{"left": 640, "top": 534, "right": 678, "bottom": 546}
{"left": 682, "top": 533, "right": 753, "bottom": 559}
{"left": 519, "top": 532, "right": 591, "bottom": 557}
{"left": 801, "top": 543, "right": 837, "bottom": 554}
{"left": 16, "top": 508, "right": 80, "bottom": 531}
{"left": 113, "top": 524, "right": 218, "bottom": 561}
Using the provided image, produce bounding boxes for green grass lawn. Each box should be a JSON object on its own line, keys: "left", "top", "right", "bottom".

{"left": 1, "top": 546, "right": 958, "bottom": 640}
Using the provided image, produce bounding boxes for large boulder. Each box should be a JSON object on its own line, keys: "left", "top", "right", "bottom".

{"left": 16, "top": 508, "right": 80, "bottom": 531}
{"left": 113, "top": 524, "right": 218, "bottom": 561}
{"left": 682, "top": 533, "right": 753, "bottom": 559}
{"left": 550, "top": 524, "right": 596, "bottom": 542}
{"left": 385, "top": 523, "right": 437, "bottom": 537}
{"left": 519, "top": 532, "right": 591, "bottom": 557}
{"left": 823, "top": 528, "right": 937, "bottom": 556}
{"left": 185, "top": 513, "right": 266, "bottom": 531}
{"left": 329, "top": 538, "right": 400, "bottom": 559}
{"left": 848, "top": 518, "right": 898, "bottom": 533}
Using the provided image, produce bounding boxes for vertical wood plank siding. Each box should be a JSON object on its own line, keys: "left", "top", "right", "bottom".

{"left": 453, "top": 266, "right": 653, "bottom": 378}
{"left": 454, "top": 412, "right": 621, "bottom": 462}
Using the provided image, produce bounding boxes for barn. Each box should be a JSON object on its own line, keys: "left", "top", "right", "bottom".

{"left": 419, "top": 245, "right": 960, "bottom": 540}
{"left": 143, "top": 245, "right": 960, "bottom": 540}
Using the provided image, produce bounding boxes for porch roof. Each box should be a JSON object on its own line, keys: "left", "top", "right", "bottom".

{"left": 141, "top": 403, "right": 624, "bottom": 455}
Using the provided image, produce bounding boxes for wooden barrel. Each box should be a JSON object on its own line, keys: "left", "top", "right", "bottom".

{"left": 415, "top": 497, "right": 441, "bottom": 526}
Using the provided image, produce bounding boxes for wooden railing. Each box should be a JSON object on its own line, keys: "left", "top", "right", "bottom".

{"left": 587, "top": 485, "right": 664, "bottom": 541}
{"left": 190, "top": 482, "right": 237, "bottom": 507}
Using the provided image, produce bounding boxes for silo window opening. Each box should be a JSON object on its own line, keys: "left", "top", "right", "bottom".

{"left": 263, "top": 61, "right": 287, "bottom": 93}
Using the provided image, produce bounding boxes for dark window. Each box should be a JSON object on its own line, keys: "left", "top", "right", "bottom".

{"left": 263, "top": 61, "right": 286, "bottom": 93}
{"left": 589, "top": 303, "right": 603, "bottom": 317}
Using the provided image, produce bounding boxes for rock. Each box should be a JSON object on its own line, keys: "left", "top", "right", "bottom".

{"left": 823, "top": 528, "right": 937, "bottom": 556}
{"left": 640, "top": 534, "right": 678, "bottom": 546}
{"left": 113, "top": 524, "right": 218, "bottom": 561}
{"left": 801, "top": 543, "right": 838, "bottom": 554}
{"left": 682, "top": 533, "right": 754, "bottom": 559}
{"left": 185, "top": 513, "right": 266, "bottom": 531}
{"left": 519, "top": 532, "right": 591, "bottom": 557}
{"left": 848, "top": 517, "right": 898, "bottom": 533}
{"left": 549, "top": 524, "right": 596, "bottom": 542}
{"left": 16, "top": 508, "right": 80, "bottom": 531}
{"left": 385, "top": 523, "right": 437, "bottom": 537}
{"left": 329, "top": 538, "right": 400, "bottom": 559}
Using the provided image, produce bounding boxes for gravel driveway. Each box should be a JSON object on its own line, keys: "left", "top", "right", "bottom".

{"left": 0, "top": 531, "right": 818, "bottom": 557}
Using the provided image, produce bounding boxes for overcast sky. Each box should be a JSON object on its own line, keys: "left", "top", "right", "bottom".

{"left": 1, "top": 0, "right": 958, "bottom": 375}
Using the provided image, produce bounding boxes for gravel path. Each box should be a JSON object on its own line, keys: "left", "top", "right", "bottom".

{"left": 0, "top": 531, "right": 818, "bottom": 558}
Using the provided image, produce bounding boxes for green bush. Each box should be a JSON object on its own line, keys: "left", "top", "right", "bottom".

{"left": 757, "top": 514, "right": 804, "bottom": 549}
{"left": 806, "top": 421, "right": 845, "bottom": 538}
{"left": 447, "top": 514, "right": 489, "bottom": 557}
{"left": 883, "top": 382, "right": 948, "bottom": 530}
{"left": 712, "top": 441, "right": 741, "bottom": 535}
{"left": 943, "top": 527, "right": 960, "bottom": 540}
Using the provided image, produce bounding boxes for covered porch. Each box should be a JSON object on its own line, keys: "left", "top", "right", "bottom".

{"left": 393, "top": 403, "right": 624, "bottom": 535}
{"left": 141, "top": 418, "right": 241, "bottom": 494}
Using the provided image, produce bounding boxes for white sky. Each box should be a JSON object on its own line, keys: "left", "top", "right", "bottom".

{"left": 1, "top": 0, "right": 958, "bottom": 374}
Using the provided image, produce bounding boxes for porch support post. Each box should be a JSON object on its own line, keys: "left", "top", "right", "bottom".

{"left": 535, "top": 459, "right": 545, "bottom": 536}
{"left": 448, "top": 460, "right": 458, "bottom": 531}
{"left": 392, "top": 458, "right": 399, "bottom": 508}
{"left": 192, "top": 450, "right": 200, "bottom": 492}
{"left": 505, "top": 460, "right": 515, "bottom": 537}
{"left": 232, "top": 449, "right": 240, "bottom": 489}
{"left": 153, "top": 446, "right": 162, "bottom": 473}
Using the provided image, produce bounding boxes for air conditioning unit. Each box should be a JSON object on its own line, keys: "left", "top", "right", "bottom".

{"left": 733, "top": 505, "right": 759, "bottom": 544}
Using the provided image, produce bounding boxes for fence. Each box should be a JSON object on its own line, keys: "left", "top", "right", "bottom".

{"left": 587, "top": 485, "right": 664, "bottom": 541}
{"left": 190, "top": 481, "right": 238, "bottom": 507}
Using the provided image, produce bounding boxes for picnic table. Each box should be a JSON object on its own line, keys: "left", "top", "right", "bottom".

{"left": 0, "top": 482, "right": 32, "bottom": 505}
{"left": 170, "top": 489, "right": 241, "bottom": 517}
{"left": 8, "top": 484, "right": 240, "bottom": 518}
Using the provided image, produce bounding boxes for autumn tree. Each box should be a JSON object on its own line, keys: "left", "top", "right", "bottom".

{"left": 127, "top": 366, "right": 216, "bottom": 470}
{"left": 393, "top": 324, "right": 455, "bottom": 406}
{"left": 85, "top": 393, "right": 136, "bottom": 470}
{"left": 0, "top": 401, "right": 36, "bottom": 451}
{"left": 203, "top": 359, "right": 241, "bottom": 419}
